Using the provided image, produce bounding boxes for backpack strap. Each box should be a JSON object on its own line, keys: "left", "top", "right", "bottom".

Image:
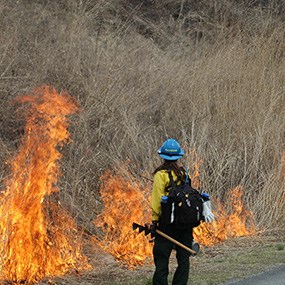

{"left": 168, "top": 171, "right": 177, "bottom": 190}
{"left": 166, "top": 168, "right": 191, "bottom": 193}
{"left": 185, "top": 168, "right": 189, "bottom": 185}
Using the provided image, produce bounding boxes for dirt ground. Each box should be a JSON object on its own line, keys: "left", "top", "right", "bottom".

{"left": 38, "top": 230, "right": 285, "bottom": 285}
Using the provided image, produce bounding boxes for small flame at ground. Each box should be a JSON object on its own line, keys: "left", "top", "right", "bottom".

{"left": 94, "top": 170, "right": 152, "bottom": 268}
{"left": 0, "top": 86, "right": 88, "bottom": 284}
{"left": 194, "top": 186, "right": 256, "bottom": 246}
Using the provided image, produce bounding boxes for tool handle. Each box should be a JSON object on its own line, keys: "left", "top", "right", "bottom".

{"left": 156, "top": 229, "right": 197, "bottom": 255}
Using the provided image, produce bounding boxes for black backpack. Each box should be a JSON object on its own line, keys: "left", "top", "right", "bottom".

{"left": 160, "top": 169, "right": 204, "bottom": 229}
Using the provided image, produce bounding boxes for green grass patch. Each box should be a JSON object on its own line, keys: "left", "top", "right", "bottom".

{"left": 105, "top": 241, "right": 285, "bottom": 285}
{"left": 189, "top": 243, "right": 285, "bottom": 285}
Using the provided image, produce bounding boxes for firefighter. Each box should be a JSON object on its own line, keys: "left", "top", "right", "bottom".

{"left": 149, "top": 138, "right": 214, "bottom": 285}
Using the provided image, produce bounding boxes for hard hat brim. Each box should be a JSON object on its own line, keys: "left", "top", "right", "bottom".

{"left": 159, "top": 153, "right": 183, "bottom": 160}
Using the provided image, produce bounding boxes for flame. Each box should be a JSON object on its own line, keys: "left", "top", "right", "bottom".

{"left": 0, "top": 85, "right": 88, "bottom": 284}
{"left": 194, "top": 186, "right": 256, "bottom": 246}
{"left": 94, "top": 170, "right": 152, "bottom": 268}
{"left": 95, "top": 155, "right": 256, "bottom": 266}
{"left": 185, "top": 149, "right": 255, "bottom": 245}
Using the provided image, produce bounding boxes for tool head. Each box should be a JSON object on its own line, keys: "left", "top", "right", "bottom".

{"left": 132, "top": 222, "right": 145, "bottom": 233}
{"left": 132, "top": 222, "right": 139, "bottom": 231}
{"left": 132, "top": 222, "right": 153, "bottom": 237}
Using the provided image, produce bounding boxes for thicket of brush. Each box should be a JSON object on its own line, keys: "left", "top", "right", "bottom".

{"left": 0, "top": 0, "right": 284, "bottom": 231}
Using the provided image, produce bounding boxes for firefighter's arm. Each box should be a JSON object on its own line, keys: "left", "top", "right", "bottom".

{"left": 151, "top": 172, "right": 166, "bottom": 222}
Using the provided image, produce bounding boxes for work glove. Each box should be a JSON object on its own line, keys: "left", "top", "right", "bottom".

{"left": 150, "top": 221, "right": 158, "bottom": 235}
{"left": 202, "top": 201, "right": 215, "bottom": 223}
{"left": 145, "top": 221, "right": 158, "bottom": 236}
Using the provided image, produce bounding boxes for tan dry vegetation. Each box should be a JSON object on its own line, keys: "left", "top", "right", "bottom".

{"left": 0, "top": 0, "right": 284, "bottom": 252}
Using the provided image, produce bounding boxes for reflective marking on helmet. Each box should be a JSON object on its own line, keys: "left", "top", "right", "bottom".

{"left": 164, "top": 148, "right": 178, "bottom": 152}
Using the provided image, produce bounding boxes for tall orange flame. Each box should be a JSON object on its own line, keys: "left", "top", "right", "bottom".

{"left": 0, "top": 86, "right": 88, "bottom": 284}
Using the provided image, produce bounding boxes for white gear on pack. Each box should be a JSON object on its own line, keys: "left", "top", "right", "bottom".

{"left": 202, "top": 201, "right": 215, "bottom": 223}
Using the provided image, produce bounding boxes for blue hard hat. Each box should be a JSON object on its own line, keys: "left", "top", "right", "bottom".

{"left": 157, "top": 138, "right": 184, "bottom": 160}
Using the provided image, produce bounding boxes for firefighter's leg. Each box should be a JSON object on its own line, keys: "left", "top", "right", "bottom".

{"left": 153, "top": 234, "right": 173, "bottom": 285}
{"left": 172, "top": 232, "right": 192, "bottom": 285}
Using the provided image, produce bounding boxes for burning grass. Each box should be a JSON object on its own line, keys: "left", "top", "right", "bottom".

{"left": 0, "top": 86, "right": 89, "bottom": 284}
{"left": 94, "top": 170, "right": 152, "bottom": 268}
{"left": 194, "top": 186, "right": 256, "bottom": 246}
{"left": 94, "top": 164, "right": 256, "bottom": 268}
{"left": 0, "top": 84, "right": 263, "bottom": 281}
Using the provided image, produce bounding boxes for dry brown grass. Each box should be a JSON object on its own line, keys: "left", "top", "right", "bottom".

{"left": 0, "top": 0, "right": 284, "bottom": 231}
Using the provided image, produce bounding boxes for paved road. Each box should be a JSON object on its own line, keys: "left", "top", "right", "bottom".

{"left": 223, "top": 265, "right": 285, "bottom": 285}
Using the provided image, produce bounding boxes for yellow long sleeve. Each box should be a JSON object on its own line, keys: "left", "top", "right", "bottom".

{"left": 151, "top": 169, "right": 186, "bottom": 221}
{"left": 151, "top": 171, "right": 166, "bottom": 221}
{"left": 151, "top": 170, "right": 180, "bottom": 221}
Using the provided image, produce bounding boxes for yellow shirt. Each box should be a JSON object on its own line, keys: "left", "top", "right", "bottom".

{"left": 151, "top": 169, "right": 182, "bottom": 221}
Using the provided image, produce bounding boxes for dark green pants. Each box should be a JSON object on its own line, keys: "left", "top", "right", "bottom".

{"left": 152, "top": 228, "right": 193, "bottom": 285}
